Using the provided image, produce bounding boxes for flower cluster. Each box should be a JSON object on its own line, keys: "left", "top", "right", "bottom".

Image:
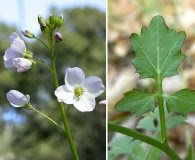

{"left": 38, "top": 14, "right": 63, "bottom": 42}
{"left": 5, "top": 15, "right": 105, "bottom": 113}
{"left": 3, "top": 32, "right": 34, "bottom": 72}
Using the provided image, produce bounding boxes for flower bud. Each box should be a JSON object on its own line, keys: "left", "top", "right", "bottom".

{"left": 54, "top": 32, "right": 62, "bottom": 42}
{"left": 56, "top": 15, "right": 64, "bottom": 28}
{"left": 6, "top": 90, "right": 32, "bottom": 110}
{"left": 49, "top": 14, "right": 55, "bottom": 25}
{"left": 12, "top": 58, "right": 32, "bottom": 73}
{"left": 40, "top": 22, "right": 47, "bottom": 32}
{"left": 21, "top": 30, "right": 35, "bottom": 39}
{"left": 24, "top": 50, "right": 34, "bottom": 59}
{"left": 38, "top": 15, "right": 45, "bottom": 24}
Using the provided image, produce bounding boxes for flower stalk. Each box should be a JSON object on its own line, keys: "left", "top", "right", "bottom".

{"left": 49, "top": 36, "right": 79, "bottom": 160}
{"left": 32, "top": 107, "right": 65, "bottom": 135}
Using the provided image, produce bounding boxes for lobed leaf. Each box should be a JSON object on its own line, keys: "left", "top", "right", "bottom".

{"left": 136, "top": 116, "right": 156, "bottom": 131}
{"left": 130, "top": 15, "right": 185, "bottom": 80}
{"left": 108, "top": 136, "right": 141, "bottom": 159}
{"left": 137, "top": 107, "right": 187, "bottom": 131}
{"left": 165, "top": 89, "right": 195, "bottom": 116}
{"left": 115, "top": 89, "right": 155, "bottom": 116}
{"left": 166, "top": 115, "right": 187, "bottom": 128}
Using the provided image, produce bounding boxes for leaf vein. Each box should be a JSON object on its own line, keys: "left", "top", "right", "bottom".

{"left": 133, "top": 38, "right": 157, "bottom": 74}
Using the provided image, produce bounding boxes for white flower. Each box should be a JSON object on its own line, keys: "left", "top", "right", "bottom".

{"left": 12, "top": 58, "right": 32, "bottom": 73}
{"left": 54, "top": 67, "right": 105, "bottom": 112}
{"left": 6, "top": 90, "right": 30, "bottom": 108}
{"left": 3, "top": 32, "right": 32, "bottom": 72}
{"left": 99, "top": 100, "right": 106, "bottom": 106}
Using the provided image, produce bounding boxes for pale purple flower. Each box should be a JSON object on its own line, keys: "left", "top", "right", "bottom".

{"left": 99, "top": 100, "right": 106, "bottom": 106}
{"left": 12, "top": 58, "right": 32, "bottom": 73}
{"left": 6, "top": 90, "right": 30, "bottom": 108}
{"left": 54, "top": 67, "right": 105, "bottom": 112}
{"left": 3, "top": 32, "right": 32, "bottom": 72}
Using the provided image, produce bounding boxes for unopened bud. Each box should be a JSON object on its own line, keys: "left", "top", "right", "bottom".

{"left": 49, "top": 14, "right": 55, "bottom": 25}
{"left": 40, "top": 22, "right": 47, "bottom": 32}
{"left": 21, "top": 30, "right": 35, "bottom": 39}
{"left": 54, "top": 32, "right": 62, "bottom": 42}
{"left": 24, "top": 50, "right": 34, "bottom": 59}
{"left": 38, "top": 15, "right": 45, "bottom": 24}
{"left": 56, "top": 15, "right": 64, "bottom": 28}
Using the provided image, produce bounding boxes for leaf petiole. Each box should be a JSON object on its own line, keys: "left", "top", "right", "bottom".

{"left": 31, "top": 107, "right": 66, "bottom": 135}
{"left": 156, "top": 80, "right": 167, "bottom": 144}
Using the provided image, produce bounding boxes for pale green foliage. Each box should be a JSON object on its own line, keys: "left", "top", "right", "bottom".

{"left": 108, "top": 134, "right": 164, "bottom": 160}
{"left": 108, "top": 136, "right": 142, "bottom": 160}
{"left": 137, "top": 116, "right": 156, "bottom": 131}
{"left": 137, "top": 108, "right": 187, "bottom": 131}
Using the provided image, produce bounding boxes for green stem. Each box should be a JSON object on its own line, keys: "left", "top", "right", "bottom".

{"left": 185, "top": 125, "right": 191, "bottom": 147}
{"left": 184, "top": 125, "right": 195, "bottom": 160}
{"left": 34, "top": 56, "right": 53, "bottom": 73}
{"left": 108, "top": 122, "right": 181, "bottom": 160}
{"left": 31, "top": 107, "right": 65, "bottom": 135}
{"left": 144, "top": 132, "right": 159, "bottom": 160}
{"left": 50, "top": 41, "right": 79, "bottom": 160}
{"left": 54, "top": 42, "right": 60, "bottom": 60}
{"left": 156, "top": 80, "right": 167, "bottom": 143}
{"left": 144, "top": 145, "right": 153, "bottom": 160}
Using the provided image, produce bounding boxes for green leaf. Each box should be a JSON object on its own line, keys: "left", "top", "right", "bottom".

{"left": 130, "top": 145, "right": 145, "bottom": 160}
{"left": 151, "top": 106, "right": 187, "bottom": 129}
{"left": 147, "top": 146, "right": 162, "bottom": 160}
{"left": 130, "top": 15, "right": 185, "bottom": 80}
{"left": 165, "top": 89, "right": 195, "bottom": 116}
{"left": 108, "top": 136, "right": 141, "bottom": 159}
{"left": 166, "top": 115, "right": 187, "bottom": 129}
{"left": 136, "top": 116, "right": 156, "bottom": 131}
{"left": 115, "top": 89, "right": 155, "bottom": 116}
{"left": 137, "top": 107, "right": 187, "bottom": 131}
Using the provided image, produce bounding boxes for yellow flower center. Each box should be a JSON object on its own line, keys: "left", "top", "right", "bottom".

{"left": 74, "top": 87, "right": 84, "bottom": 97}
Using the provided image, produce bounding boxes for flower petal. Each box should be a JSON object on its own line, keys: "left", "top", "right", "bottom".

{"left": 4, "top": 59, "right": 14, "bottom": 68}
{"left": 4, "top": 48, "right": 22, "bottom": 61}
{"left": 73, "top": 92, "right": 95, "bottom": 112}
{"left": 12, "top": 58, "right": 32, "bottom": 73}
{"left": 65, "top": 67, "right": 85, "bottom": 90}
{"left": 54, "top": 85, "right": 75, "bottom": 104}
{"left": 84, "top": 76, "right": 105, "bottom": 98}
{"left": 7, "top": 90, "right": 28, "bottom": 107}
{"left": 10, "top": 32, "right": 19, "bottom": 43}
{"left": 11, "top": 38, "right": 26, "bottom": 55}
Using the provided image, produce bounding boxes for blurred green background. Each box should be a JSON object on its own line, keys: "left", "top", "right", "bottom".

{"left": 0, "top": 4, "right": 106, "bottom": 160}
